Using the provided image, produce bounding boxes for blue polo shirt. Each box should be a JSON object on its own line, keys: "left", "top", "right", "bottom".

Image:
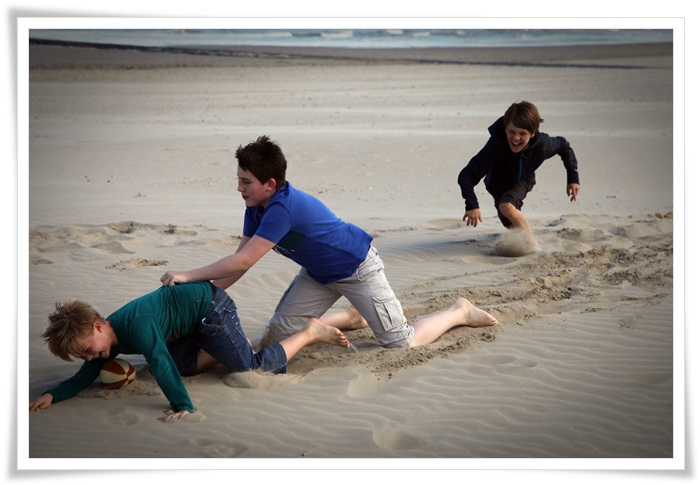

{"left": 243, "top": 182, "right": 373, "bottom": 284}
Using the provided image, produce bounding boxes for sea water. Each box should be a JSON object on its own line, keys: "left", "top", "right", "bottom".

{"left": 28, "top": 28, "right": 672, "bottom": 50}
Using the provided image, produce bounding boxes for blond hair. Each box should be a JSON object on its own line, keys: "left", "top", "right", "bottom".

{"left": 42, "top": 300, "right": 105, "bottom": 361}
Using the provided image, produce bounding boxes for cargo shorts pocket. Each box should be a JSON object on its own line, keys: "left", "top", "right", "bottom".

{"left": 371, "top": 288, "right": 406, "bottom": 333}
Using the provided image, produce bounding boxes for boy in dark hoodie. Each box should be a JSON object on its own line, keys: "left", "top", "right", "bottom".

{"left": 457, "top": 101, "right": 580, "bottom": 253}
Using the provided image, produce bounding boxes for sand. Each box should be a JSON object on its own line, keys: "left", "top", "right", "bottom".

{"left": 22, "top": 41, "right": 678, "bottom": 470}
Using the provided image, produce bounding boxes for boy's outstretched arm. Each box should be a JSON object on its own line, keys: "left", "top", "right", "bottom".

{"left": 160, "top": 235, "right": 276, "bottom": 286}
{"left": 212, "top": 236, "right": 252, "bottom": 290}
{"left": 29, "top": 393, "right": 54, "bottom": 412}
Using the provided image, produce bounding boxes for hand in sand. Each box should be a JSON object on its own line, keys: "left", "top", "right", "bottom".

{"left": 29, "top": 393, "right": 54, "bottom": 412}
{"left": 161, "top": 409, "right": 191, "bottom": 422}
{"left": 463, "top": 208, "right": 483, "bottom": 227}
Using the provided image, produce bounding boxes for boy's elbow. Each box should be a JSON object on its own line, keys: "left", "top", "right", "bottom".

{"left": 457, "top": 169, "right": 473, "bottom": 188}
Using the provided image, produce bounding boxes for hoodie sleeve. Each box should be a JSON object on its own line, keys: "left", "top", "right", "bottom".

{"left": 544, "top": 135, "right": 579, "bottom": 185}
{"left": 457, "top": 138, "right": 497, "bottom": 211}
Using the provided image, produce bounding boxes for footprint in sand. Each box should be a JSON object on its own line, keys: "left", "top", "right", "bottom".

{"left": 104, "top": 407, "right": 141, "bottom": 426}
{"left": 189, "top": 438, "right": 248, "bottom": 458}
{"left": 91, "top": 241, "right": 135, "bottom": 254}
{"left": 32, "top": 241, "right": 85, "bottom": 254}
{"left": 346, "top": 373, "right": 386, "bottom": 398}
{"left": 373, "top": 428, "right": 422, "bottom": 451}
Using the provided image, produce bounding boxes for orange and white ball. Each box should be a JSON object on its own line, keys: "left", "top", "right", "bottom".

{"left": 100, "top": 358, "right": 136, "bottom": 389}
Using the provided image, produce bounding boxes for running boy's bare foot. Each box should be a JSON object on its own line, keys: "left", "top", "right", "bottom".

{"left": 303, "top": 318, "right": 350, "bottom": 348}
{"left": 495, "top": 228, "right": 540, "bottom": 257}
{"left": 454, "top": 297, "right": 499, "bottom": 327}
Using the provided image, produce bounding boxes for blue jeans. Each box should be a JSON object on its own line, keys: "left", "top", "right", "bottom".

{"left": 168, "top": 285, "right": 288, "bottom": 376}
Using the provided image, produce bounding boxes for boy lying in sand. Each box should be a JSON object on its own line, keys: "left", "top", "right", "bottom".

{"left": 160, "top": 135, "right": 498, "bottom": 349}
{"left": 28, "top": 281, "right": 348, "bottom": 421}
{"left": 458, "top": 101, "right": 580, "bottom": 255}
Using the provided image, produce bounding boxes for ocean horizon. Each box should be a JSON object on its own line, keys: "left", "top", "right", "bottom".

{"left": 28, "top": 28, "right": 673, "bottom": 50}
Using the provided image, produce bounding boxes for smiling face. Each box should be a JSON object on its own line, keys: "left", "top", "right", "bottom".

{"left": 237, "top": 165, "right": 277, "bottom": 208}
{"left": 505, "top": 122, "right": 534, "bottom": 153}
{"left": 72, "top": 323, "right": 114, "bottom": 361}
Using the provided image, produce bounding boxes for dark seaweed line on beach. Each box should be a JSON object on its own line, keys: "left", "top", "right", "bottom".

{"left": 29, "top": 37, "right": 649, "bottom": 70}
{"left": 29, "top": 38, "right": 293, "bottom": 59}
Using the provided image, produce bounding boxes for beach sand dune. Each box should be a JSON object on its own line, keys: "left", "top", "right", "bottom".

{"left": 25, "top": 42, "right": 675, "bottom": 461}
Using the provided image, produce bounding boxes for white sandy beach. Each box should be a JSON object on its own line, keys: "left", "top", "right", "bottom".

{"left": 23, "top": 41, "right": 677, "bottom": 467}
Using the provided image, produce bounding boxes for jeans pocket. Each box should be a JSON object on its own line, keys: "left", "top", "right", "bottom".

{"left": 200, "top": 300, "right": 238, "bottom": 337}
{"left": 198, "top": 317, "right": 223, "bottom": 337}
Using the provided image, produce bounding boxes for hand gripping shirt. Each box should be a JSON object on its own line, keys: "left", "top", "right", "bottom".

{"left": 243, "top": 182, "right": 373, "bottom": 285}
{"left": 44, "top": 282, "right": 213, "bottom": 413}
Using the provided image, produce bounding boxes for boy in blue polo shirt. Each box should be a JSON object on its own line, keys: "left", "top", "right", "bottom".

{"left": 161, "top": 136, "right": 498, "bottom": 349}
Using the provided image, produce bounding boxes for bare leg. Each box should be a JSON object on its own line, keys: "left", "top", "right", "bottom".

{"left": 196, "top": 350, "right": 219, "bottom": 373}
{"left": 319, "top": 306, "right": 369, "bottom": 330}
{"left": 259, "top": 308, "right": 364, "bottom": 350}
{"left": 279, "top": 318, "right": 350, "bottom": 361}
{"left": 409, "top": 298, "right": 498, "bottom": 348}
{"left": 498, "top": 202, "right": 539, "bottom": 251}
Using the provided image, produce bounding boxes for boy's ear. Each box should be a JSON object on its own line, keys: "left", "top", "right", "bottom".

{"left": 265, "top": 178, "right": 278, "bottom": 191}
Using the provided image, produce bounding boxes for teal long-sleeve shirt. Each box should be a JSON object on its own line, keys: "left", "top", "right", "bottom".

{"left": 44, "top": 282, "right": 213, "bottom": 413}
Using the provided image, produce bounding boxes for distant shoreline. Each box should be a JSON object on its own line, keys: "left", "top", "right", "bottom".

{"left": 28, "top": 38, "right": 673, "bottom": 70}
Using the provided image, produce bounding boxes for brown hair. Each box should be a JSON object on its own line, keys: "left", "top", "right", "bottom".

{"left": 42, "top": 300, "right": 105, "bottom": 361}
{"left": 235, "top": 135, "right": 287, "bottom": 189}
{"left": 503, "top": 101, "right": 544, "bottom": 134}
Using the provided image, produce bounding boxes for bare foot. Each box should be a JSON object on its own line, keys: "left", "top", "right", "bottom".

{"left": 495, "top": 229, "right": 540, "bottom": 257}
{"left": 454, "top": 298, "right": 499, "bottom": 327}
{"left": 303, "top": 318, "right": 350, "bottom": 348}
